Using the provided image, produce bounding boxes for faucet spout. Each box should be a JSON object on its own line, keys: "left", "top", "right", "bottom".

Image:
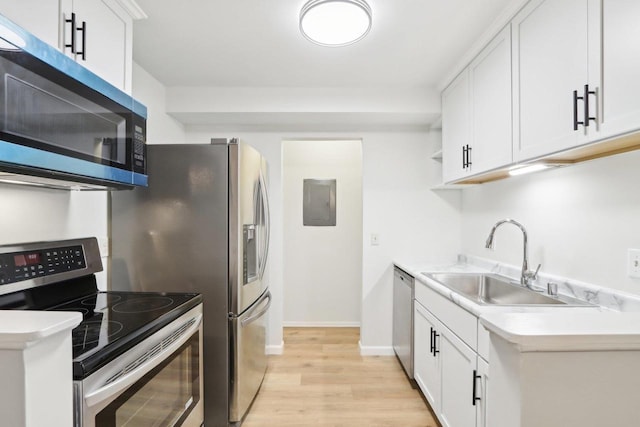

{"left": 485, "top": 219, "right": 539, "bottom": 289}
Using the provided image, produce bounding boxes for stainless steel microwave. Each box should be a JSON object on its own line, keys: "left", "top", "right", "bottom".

{"left": 0, "top": 14, "right": 147, "bottom": 190}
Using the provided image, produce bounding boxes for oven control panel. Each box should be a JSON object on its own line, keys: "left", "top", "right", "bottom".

{"left": 0, "top": 245, "right": 86, "bottom": 286}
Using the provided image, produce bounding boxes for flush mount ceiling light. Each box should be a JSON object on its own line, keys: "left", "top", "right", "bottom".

{"left": 300, "top": 0, "right": 372, "bottom": 47}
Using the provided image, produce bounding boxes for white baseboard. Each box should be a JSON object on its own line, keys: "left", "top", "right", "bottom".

{"left": 266, "top": 340, "right": 284, "bottom": 355}
{"left": 358, "top": 341, "right": 395, "bottom": 356}
{"left": 282, "top": 321, "right": 360, "bottom": 327}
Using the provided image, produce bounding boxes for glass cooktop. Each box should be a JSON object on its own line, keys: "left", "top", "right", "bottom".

{"left": 48, "top": 291, "right": 202, "bottom": 379}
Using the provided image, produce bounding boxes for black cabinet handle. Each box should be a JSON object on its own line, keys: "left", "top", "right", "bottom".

{"left": 64, "top": 13, "right": 77, "bottom": 54}
{"left": 429, "top": 327, "right": 434, "bottom": 355}
{"left": 472, "top": 370, "right": 481, "bottom": 406}
{"left": 573, "top": 89, "right": 585, "bottom": 130}
{"left": 583, "top": 84, "right": 596, "bottom": 127}
{"left": 432, "top": 330, "right": 439, "bottom": 356}
{"left": 77, "top": 20, "right": 86, "bottom": 60}
{"left": 462, "top": 145, "right": 472, "bottom": 169}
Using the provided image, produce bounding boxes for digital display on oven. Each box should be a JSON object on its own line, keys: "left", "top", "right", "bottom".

{"left": 14, "top": 253, "right": 41, "bottom": 267}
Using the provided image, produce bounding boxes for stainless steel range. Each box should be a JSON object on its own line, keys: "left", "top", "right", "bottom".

{"left": 0, "top": 237, "right": 204, "bottom": 427}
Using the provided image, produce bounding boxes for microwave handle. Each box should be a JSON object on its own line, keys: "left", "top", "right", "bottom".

{"left": 83, "top": 313, "right": 202, "bottom": 408}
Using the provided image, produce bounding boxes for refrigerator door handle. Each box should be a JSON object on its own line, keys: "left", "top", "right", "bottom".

{"left": 241, "top": 291, "right": 272, "bottom": 327}
{"left": 258, "top": 170, "right": 271, "bottom": 280}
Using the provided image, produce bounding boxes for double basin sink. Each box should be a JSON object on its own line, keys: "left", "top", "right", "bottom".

{"left": 423, "top": 272, "right": 592, "bottom": 307}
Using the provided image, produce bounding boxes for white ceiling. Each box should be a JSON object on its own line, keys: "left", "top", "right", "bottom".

{"left": 132, "top": 0, "right": 515, "bottom": 90}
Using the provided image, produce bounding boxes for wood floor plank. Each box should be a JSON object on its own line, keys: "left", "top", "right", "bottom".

{"left": 242, "top": 327, "right": 439, "bottom": 427}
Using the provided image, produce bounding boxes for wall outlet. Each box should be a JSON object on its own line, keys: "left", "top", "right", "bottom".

{"left": 628, "top": 249, "right": 640, "bottom": 278}
{"left": 370, "top": 233, "right": 380, "bottom": 246}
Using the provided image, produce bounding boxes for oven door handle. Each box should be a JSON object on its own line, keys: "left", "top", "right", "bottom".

{"left": 84, "top": 313, "right": 202, "bottom": 409}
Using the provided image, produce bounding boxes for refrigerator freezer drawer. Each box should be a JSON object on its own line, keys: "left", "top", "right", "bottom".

{"left": 229, "top": 290, "right": 271, "bottom": 422}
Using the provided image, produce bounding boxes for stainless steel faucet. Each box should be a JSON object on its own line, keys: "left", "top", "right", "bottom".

{"left": 485, "top": 219, "right": 541, "bottom": 289}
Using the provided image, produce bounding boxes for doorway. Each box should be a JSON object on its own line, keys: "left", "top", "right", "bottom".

{"left": 282, "top": 139, "right": 363, "bottom": 326}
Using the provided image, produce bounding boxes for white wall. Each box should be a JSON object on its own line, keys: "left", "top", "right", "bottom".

{"left": 360, "top": 130, "right": 462, "bottom": 352}
{"left": 282, "top": 140, "right": 363, "bottom": 326}
{"left": 132, "top": 62, "right": 186, "bottom": 144}
{"left": 185, "top": 128, "right": 462, "bottom": 352}
{"left": 0, "top": 185, "right": 108, "bottom": 288}
{"left": 461, "top": 149, "right": 640, "bottom": 295}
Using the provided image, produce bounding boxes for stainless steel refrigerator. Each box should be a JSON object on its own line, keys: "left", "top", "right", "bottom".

{"left": 109, "top": 139, "right": 271, "bottom": 427}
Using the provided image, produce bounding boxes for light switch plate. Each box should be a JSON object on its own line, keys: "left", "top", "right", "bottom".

{"left": 628, "top": 249, "right": 640, "bottom": 278}
{"left": 371, "top": 233, "right": 380, "bottom": 246}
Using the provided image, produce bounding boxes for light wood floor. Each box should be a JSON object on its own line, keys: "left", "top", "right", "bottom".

{"left": 242, "top": 327, "right": 440, "bottom": 427}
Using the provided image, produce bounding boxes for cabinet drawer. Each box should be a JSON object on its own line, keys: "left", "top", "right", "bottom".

{"left": 415, "top": 279, "right": 478, "bottom": 350}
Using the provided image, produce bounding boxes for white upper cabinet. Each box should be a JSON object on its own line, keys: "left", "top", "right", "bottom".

{"left": 470, "top": 25, "right": 513, "bottom": 173}
{"left": 0, "top": 0, "right": 60, "bottom": 47}
{"left": 61, "top": 0, "right": 133, "bottom": 93}
{"left": 0, "top": 0, "right": 138, "bottom": 94}
{"left": 512, "top": 0, "right": 601, "bottom": 162}
{"left": 597, "top": 0, "right": 640, "bottom": 141}
{"left": 442, "top": 25, "right": 512, "bottom": 184}
{"left": 442, "top": 69, "right": 471, "bottom": 184}
{"left": 441, "top": 0, "right": 640, "bottom": 179}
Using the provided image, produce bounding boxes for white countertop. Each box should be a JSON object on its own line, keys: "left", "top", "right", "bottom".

{"left": 481, "top": 312, "right": 640, "bottom": 352}
{"left": 0, "top": 310, "right": 82, "bottom": 349}
{"left": 393, "top": 257, "right": 640, "bottom": 352}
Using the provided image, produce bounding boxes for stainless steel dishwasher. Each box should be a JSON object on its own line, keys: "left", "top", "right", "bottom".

{"left": 392, "top": 266, "right": 414, "bottom": 379}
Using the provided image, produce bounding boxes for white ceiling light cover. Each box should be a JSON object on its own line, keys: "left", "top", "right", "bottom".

{"left": 300, "top": 0, "right": 372, "bottom": 47}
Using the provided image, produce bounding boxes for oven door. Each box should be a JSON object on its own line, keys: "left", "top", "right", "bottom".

{"left": 76, "top": 307, "right": 204, "bottom": 427}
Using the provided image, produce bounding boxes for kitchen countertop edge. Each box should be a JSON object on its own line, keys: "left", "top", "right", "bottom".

{"left": 0, "top": 310, "right": 83, "bottom": 349}
{"left": 480, "top": 312, "right": 640, "bottom": 352}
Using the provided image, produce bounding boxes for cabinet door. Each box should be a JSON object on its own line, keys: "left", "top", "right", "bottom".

{"left": 442, "top": 69, "right": 471, "bottom": 184}
{"left": 512, "top": 0, "right": 595, "bottom": 162}
{"left": 0, "top": 0, "right": 59, "bottom": 47}
{"left": 439, "top": 326, "right": 477, "bottom": 427}
{"left": 476, "top": 357, "right": 489, "bottom": 427}
{"left": 63, "top": 0, "right": 132, "bottom": 92}
{"left": 470, "top": 25, "right": 512, "bottom": 173}
{"left": 598, "top": 0, "right": 640, "bottom": 140}
{"left": 414, "top": 302, "right": 441, "bottom": 411}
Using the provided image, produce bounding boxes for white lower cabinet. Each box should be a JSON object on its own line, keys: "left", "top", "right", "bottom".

{"left": 439, "top": 325, "right": 477, "bottom": 427}
{"left": 414, "top": 293, "right": 488, "bottom": 427}
{"left": 414, "top": 302, "right": 441, "bottom": 407}
{"left": 476, "top": 357, "right": 490, "bottom": 427}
